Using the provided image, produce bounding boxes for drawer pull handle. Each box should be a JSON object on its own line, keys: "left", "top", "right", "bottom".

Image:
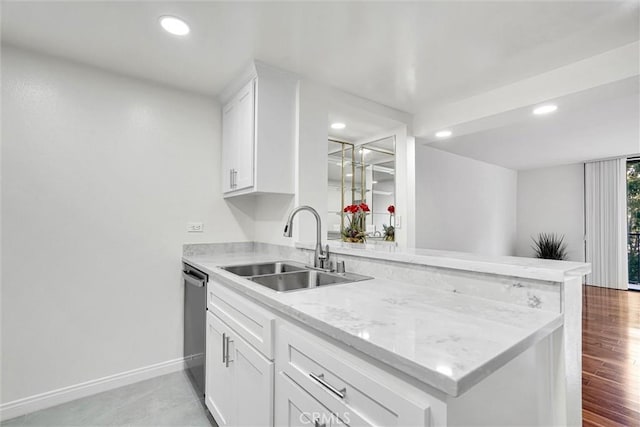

{"left": 225, "top": 335, "right": 233, "bottom": 367}
{"left": 222, "top": 332, "right": 227, "bottom": 364}
{"left": 309, "top": 372, "right": 346, "bottom": 399}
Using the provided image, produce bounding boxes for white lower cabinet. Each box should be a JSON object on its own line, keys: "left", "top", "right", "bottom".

{"left": 205, "top": 311, "right": 274, "bottom": 427}
{"left": 206, "top": 283, "right": 438, "bottom": 427}
{"left": 232, "top": 331, "right": 274, "bottom": 427}
{"left": 205, "top": 312, "right": 234, "bottom": 426}
{"left": 275, "top": 324, "right": 433, "bottom": 427}
{"left": 205, "top": 282, "right": 559, "bottom": 427}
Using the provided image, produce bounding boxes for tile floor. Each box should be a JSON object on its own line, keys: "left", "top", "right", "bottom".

{"left": 1, "top": 371, "right": 216, "bottom": 427}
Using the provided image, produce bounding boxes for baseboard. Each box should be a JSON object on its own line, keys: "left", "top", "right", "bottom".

{"left": 0, "top": 356, "right": 190, "bottom": 421}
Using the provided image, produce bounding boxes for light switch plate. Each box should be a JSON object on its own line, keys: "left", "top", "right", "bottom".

{"left": 187, "top": 222, "right": 203, "bottom": 232}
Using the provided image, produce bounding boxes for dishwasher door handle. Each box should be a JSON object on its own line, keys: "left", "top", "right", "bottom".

{"left": 182, "top": 271, "right": 205, "bottom": 288}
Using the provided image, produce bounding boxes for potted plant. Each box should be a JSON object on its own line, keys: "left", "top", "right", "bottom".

{"left": 342, "top": 203, "right": 369, "bottom": 243}
{"left": 531, "top": 233, "right": 568, "bottom": 260}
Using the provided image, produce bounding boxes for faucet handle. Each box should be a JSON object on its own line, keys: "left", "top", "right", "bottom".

{"left": 318, "top": 245, "right": 332, "bottom": 271}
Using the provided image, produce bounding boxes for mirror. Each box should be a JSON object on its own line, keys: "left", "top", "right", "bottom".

{"left": 327, "top": 137, "right": 396, "bottom": 243}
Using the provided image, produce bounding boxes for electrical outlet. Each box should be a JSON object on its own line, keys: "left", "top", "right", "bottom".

{"left": 187, "top": 222, "right": 203, "bottom": 232}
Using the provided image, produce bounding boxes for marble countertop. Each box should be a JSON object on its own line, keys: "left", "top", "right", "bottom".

{"left": 298, "top": 241, "right": 591, "bottom": 282}
{"left": 183, "top": 252, "right": 563, "bottom": 397}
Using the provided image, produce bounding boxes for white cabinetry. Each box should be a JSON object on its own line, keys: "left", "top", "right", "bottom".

{"left": 275, "top": 323, "right": 435, "bottom": 427}
{"left": 205, "top": 312, "right": 234, "bottom": 426}
{"left": 231, "top": 332, "right": 274, "bottom": 427}
{"left": 207, "top": 280, "right": 275, "bottom": 359}
{"left": 205, "top": 311, "right": 274, "bottom": 427}
{"left": 205, "top": 280, "right": 440, "bottom": 427}
{"left": 220, "top": 62, "right": 298, "bottom": 197}
{"left": 222, "top": 80, "right": 255, "bottom": 193}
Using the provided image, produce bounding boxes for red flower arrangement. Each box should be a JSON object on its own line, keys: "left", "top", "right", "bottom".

{"left": 342, "top": 203, "right": 369, "bottom": 243}
{"left": 384, "top": 205, "right": 395, "bottom": 242}
{"left": 344, "top": 203, "right": 370, "bottom": 214}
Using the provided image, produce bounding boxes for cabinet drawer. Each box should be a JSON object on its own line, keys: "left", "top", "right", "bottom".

{"left": 275, "top": 371, "right": 338, "bottom": 427}
{"left": 277, "top": 324, "right": 431, "bottom": 427}
{"left": 208, "top": 280, "right": 275, "bottom": 359}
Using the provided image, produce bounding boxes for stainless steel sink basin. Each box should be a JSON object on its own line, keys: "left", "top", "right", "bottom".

{"left": 221, "top": 260, "right": 373, "bottom": 292}
{"left": 249, "top": 270, "right": 351, "bottom": 292}
{"left": 221, "top": 261, "right": 306, "bottom": 277}
{"left": 249, "top": 270, "right": 372, "bottom": 292}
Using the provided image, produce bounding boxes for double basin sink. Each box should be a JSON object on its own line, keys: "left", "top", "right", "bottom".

{"left": 221, "top": 261, "right": 372, "bottom": 292}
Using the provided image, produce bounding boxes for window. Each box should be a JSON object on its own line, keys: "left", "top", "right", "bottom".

{"left": 627, "top": 158, "right": 640, "bottom": 288}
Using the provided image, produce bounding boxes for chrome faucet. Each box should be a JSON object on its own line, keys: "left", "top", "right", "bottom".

{"left": 283, "top": 205, "right": 331, "bottom": 270}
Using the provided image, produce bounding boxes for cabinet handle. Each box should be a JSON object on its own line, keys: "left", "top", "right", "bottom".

{"left": 309, "top": 372, "right": 346, "bottom": 399}
{"left": 225, "top": 335, "right": 233, "bottom": 367}
{"left": 222, "top": 332, "right": 227, "bottom": 364}
{"left": 233, "top": 169, "right": 238, "bottom": 188}
{"left": 229, "top": 169, "right": 234, "bottom": 189}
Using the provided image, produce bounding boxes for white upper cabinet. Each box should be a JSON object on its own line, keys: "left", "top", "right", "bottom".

{"left": 222, "top": 80, "right": 255, "bottom": 193}
{"left": 220, "top": 62, "right": 298, "bottom": 197}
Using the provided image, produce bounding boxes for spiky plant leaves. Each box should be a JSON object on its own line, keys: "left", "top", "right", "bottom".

{"left": 531, "top": 233, "right": 568, "bottom": 260}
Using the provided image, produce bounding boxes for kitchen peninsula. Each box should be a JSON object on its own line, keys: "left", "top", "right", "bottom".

{"left": 183, "top": 241, "right": 589, "bottom": 427}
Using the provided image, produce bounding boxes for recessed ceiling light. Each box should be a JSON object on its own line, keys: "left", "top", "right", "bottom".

{"left": 159, "top": 16, "right": 190, "bottom": 36}
{"left": 435, "top": 130, "right": 452, "bottom": 138}
{"left": 346, "top": 173, "right": 353, "bottom": 177}
{"left": 372, "top": 180, "right": 378, "bottom": 184}
{"left": 331, "top": 122, "right": 346, "bottom": 130}
{"left": 533, "top": 104, "right": 558, "bottom": 115}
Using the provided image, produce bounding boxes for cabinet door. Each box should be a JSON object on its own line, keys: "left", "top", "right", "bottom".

{"left": 205, "top": 312, "right": 234, "bottom": 427}
{"left": 233, "top": 79, "right": 255, "bottom": 191}
{"left": 221, "top": 101, "right": 236, "bottom": 193}
{"left": 229, "top": 325, "right": 274, "bottom": 427}
{"left": 276, "top": 371, "right": 336, "bottom": 427}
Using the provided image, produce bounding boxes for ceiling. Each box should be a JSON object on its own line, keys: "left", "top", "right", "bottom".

{"left": 328, "top": 102, "right": 403, "bottom": 142}
{"left": 425, "top": 77, "right": 640, "bottom": 170}
{"left": 2, "top": 1, "right": 638, "bottom": 114}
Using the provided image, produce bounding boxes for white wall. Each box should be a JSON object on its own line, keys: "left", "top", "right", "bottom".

{"left": 516, "top": 164, "right": 585, "bottom": 262}
{"left": 293, "top": 81, "right": 330, "bottom": 246}
{"left": 415, "top": 144, "right": 517, "bottom": 256}
{"left": 1, "top": 46, "right": 253, "bottom": 404}
{"left": 251, "top": 80, "right": 329, "bottom": 247}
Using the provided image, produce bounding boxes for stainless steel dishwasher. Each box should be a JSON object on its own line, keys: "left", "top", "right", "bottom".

{"left": 182, "top": 262, "right": 207, "bottom": 396}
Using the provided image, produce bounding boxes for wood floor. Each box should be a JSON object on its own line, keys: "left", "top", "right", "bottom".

{"left": 582, "top": 285, "right": 640, "bottom": 426}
